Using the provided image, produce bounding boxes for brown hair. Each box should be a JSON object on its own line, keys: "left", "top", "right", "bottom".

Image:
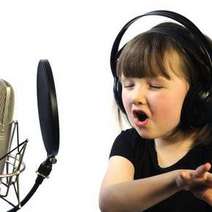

{"left": 116, "top": 22, "right": 212, "bottom": 147}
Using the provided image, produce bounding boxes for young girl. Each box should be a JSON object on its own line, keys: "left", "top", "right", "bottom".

{"left": 99, "top": 12, "right": 212, "bottom": 212}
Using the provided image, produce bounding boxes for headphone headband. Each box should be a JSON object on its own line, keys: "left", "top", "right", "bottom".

{"left": 110, "top": 10, "right": 212, "bottom": 78}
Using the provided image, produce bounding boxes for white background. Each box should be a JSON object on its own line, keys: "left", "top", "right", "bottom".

{"left": 0, "top": 0, "right": 212, "bottom": 211}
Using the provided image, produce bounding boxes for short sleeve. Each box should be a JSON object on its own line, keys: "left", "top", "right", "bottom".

{"left": 109, "top": 129, "right": 136, "bottom": 165}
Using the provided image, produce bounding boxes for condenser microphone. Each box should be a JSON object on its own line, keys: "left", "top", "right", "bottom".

{"left": 0, "top": 79, "right": 14, "bottom": 175}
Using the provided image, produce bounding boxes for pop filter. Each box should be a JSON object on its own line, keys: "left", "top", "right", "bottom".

{"left": 37, "top": 60, "right": 59, "bottom": 158}
{"left": 7, "top": 60, "right": 60, "bottom": 211}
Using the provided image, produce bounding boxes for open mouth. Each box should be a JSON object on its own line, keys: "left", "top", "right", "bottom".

{"left": 133, "top": 110, "right": 148, "bottom": 122}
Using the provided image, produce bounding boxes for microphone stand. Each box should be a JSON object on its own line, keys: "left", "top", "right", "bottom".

{"left": 7, "top": 156, "right": 57, "bottom": 212}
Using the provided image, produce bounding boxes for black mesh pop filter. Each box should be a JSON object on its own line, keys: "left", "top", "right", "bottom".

{"left": 37, "top": 60, "right": 59, "bottom": 157}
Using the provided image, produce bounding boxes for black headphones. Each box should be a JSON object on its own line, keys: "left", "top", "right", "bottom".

{"left": 110, "top": 10, "right": 212, "bottom": 129}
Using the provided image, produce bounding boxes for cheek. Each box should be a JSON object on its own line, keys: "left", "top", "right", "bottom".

{"left": 149, "top": 92, "right": 185, "bottom": 122}
{"left": 121, "top": 91, "right": 134, "bottom": 122}
{"left": 122, "top": 91, "right": 130, "bottom": 111}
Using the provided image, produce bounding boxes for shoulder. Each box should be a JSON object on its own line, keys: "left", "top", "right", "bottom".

{"left": 114, "top": 128, "right": 143, "bottom": 146}
{"left": 101, "top": 129, "right": 139, "bottom": 191}
{"left": 109, "top": 128, "right": 145, "bottom": 165}
{"left": 111, "top": 128, "right": 143, "bottom": 152}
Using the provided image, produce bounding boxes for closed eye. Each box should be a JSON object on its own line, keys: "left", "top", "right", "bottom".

{"left": 121, "top": 80, "right": 135, "bottom": 88}
{"left": 123, "top": 83, "right": 135, "bottom": 88}
{"left": 147, "top": 78, "right": 165, "bottom": 90}
{"left": 149, "top": 84, "right": 163, "bottom": 89}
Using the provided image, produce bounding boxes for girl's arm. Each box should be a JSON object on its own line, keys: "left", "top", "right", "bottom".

{"left": 99, "top": 156, "right": 183, "bottom": 212}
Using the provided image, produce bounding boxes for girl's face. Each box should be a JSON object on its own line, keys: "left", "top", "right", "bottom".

{"left": 121, "top": 51, "right": 190, "bottom": 139}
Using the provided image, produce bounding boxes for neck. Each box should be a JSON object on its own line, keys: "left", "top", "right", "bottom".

{"left": 154, "top": 131, "right": 195, "bottom": 152}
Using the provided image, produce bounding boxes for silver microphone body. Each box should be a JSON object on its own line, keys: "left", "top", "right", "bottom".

{"left": 0, "top": 80, "right": 14, "bottom": 175}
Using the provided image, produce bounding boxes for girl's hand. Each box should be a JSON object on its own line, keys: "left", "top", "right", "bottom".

{"left": 176, "top": 163, "right": 212, "bottom": 205}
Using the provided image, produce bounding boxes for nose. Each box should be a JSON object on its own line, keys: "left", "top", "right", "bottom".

{"left": 131, "top": 85, "right": 147, "bottom": 106}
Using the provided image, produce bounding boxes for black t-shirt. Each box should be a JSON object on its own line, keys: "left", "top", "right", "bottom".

{"left": 110, "top": 128, "right": 212, "bottom": 211}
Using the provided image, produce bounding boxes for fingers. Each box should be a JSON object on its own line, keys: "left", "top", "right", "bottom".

{"left": 193, "top": 163, "right": 211, "bottom": 178}
{"left": 177, "top": 163, "right": 212, "bottom": 191}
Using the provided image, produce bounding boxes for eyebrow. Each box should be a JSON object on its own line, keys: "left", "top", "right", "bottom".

{"left": 120, "top": 77, "right": 133, "bottom": 83}
{"left": 147, "top": 75, "right": 172, "bottom": 82}
{"left": 121, "top": 75, "right": 169, "bottom": 81}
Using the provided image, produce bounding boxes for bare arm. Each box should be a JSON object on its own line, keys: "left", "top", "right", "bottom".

{"left": 99, "top": 156, "right": 182, "bottom": 212}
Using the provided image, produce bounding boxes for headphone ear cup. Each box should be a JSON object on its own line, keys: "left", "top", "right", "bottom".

{"left": 113, "top": 78, "right": 126, "bottom": 113}
{"left": 180, "top": 89, "right": 212, "bottom": 128}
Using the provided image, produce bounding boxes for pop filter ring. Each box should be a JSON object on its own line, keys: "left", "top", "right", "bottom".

{"left": 37, "top": 60, "right": 60, "bottom": 158}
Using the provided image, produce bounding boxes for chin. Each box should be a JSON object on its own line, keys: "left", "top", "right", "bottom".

{"left": 134, "top": 127, "right": 156, "bottom": 139}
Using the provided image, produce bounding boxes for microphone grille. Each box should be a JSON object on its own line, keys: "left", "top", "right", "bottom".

{"left": 0, "top": 80, "right": 14, "bottom": 125}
